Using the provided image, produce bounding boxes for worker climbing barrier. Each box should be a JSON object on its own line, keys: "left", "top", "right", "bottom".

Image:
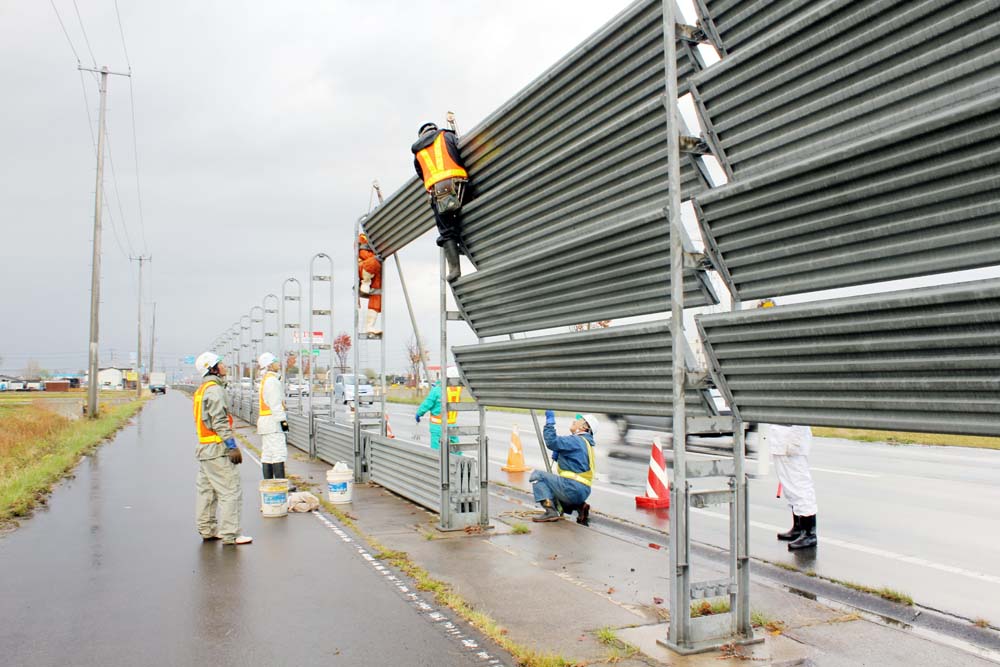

{"left": 360, "top": 0, "right": 713, "bottom": 260}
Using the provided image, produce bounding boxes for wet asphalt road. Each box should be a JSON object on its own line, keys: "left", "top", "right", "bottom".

{"left": 0, "top": 394, "right": 500, "bottom": 667}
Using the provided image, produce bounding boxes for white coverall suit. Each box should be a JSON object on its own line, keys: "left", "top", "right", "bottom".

{"left": 759, "top": 424, "right": 817, "bottom": 516}
{"left": 256, "top": 372, "right": 288, "bottom": 464}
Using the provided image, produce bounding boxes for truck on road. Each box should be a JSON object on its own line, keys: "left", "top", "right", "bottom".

{"left": 149, "top": 372, "right": 167, "bottom": 394}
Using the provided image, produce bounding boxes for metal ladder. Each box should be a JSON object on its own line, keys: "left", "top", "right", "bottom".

{"left": 308, "top": 253, "right": 334, "bottom": 459}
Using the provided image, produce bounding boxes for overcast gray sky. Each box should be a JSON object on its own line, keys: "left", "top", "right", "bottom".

{"left": 1, "top": 0, "right": 637, "bottom": 377}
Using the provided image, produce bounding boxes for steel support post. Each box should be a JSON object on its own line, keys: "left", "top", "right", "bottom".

{"left": 281, "top": 278, "right": 303, "bottom": 414}
{"left": 732, "top": 418, "right": 752, "bottom": 637}
{"left": 250, "top": 306, "right": 264, "bottom": 394}
{"left": 661, "top": 0, "right": 692, "bottom": 651}
{"left": 353, "top": 223, "right": 363, "bottom": 478}
{"left": 240, "top": 315, "right": 251, "bottom": 416}
{"left": 263, "top": 294, "right": 279, "bottom": 355}
{"left": 393, "top": 255, "right": 432, "bottom": 388}
{"left": 438, "top": 247, "right": 451, "bottom": 530}
{"left": 309, "top": 253, "right": 333, "bottom": 457}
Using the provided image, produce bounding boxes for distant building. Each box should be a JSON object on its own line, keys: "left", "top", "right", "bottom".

{"left": 97, "top": 367, "right": 128, "bottom": 389}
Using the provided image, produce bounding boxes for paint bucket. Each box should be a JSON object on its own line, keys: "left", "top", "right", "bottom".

{"left": 326, "top": 462, "right": 353, "bottom": 504}
{"left": 259, "top": 478, "right": 290, "bottom": 517}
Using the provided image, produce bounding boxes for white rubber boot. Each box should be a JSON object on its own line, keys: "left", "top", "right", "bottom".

{"left": 366, "top": 309, "right": 382, "bottom": 336}
{"left": 359, "top": 270, "right": 374, "bottom": 297}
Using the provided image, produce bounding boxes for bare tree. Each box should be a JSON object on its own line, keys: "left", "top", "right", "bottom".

{"left": 333, "top": 332, "right": 352, "bottom": 373}
{"left": 404, "top": 336, "right": 429, "bottom": 388}
{"left": 24, "top": 359, "right": 41, "bottom": 379}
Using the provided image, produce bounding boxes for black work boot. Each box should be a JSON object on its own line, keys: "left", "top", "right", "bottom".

{"left": 576, "top": 502, "right": 591, "bottom": 526}
{"left": 443, "top": 240, "right": 461, "bottom": 282}
{"left": 262, "top": 462, "right": 275, "bottom": 479}
{"left": 777, "top": 514, "right": 803, "bottom": 541}
{"left": 788, "top": 515, "right": 817, "bottom": 550}
{"left": 532, "top": 499, "right": 561, "bottom": 522}
{"left": 273, "top": 462, "right": 296, "bottom": 492}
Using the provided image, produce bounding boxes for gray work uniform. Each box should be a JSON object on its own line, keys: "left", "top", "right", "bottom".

{"left": 195, "top": 376, "right": 243, "bottom": 543}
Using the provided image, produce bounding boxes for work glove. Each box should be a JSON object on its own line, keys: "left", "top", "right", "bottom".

{"left": 544, "top": 410, "right": 555, "bottom": 425}
{"left": 227, "top": 448, "right": 243, "bottom": 465}
{"left": 223, "top": 437, "right": 238, "bottom": 449}
{"left": 415, "top": 414, "right": 422, "bottom": 424}
{"left": 280, "top": 420, "right": 289, "bottom": 432}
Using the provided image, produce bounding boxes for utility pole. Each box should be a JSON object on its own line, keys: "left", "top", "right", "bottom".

{"left": 131, "top": 254, "right": 151, "bottom": 398}
{"left": 149, "top": 302, "right": 156, "bottom": 374}
{"left": 81, "top": 65, "right": 130, "bottom": 418}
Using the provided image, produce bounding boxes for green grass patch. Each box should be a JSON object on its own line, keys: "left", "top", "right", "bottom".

{"left": 751, "top": 610, "right": 786, "bottom": 634}
{"left": 812, "top": 427, "right": 1000, "bottom": 450}
{"left": 974, "top": 618, "right": 991, "bottom": 629}
{"left": 0, "top": 398, "right": 146, "bottom": 525}
{"left": 833, "top": 579, "right": 913, "bottom": 606}
{"left": 511, "top": 522, "right": 531, "bottom": 535}
{"left": 690, "top": 598, "right": 730, "bottom": 618}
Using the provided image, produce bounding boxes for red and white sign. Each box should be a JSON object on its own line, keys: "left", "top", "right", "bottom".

{"left": 292, "top": 331, "right": 324, "bottom": 344}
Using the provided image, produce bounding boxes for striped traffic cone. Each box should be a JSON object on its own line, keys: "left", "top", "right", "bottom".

{"left": 501, "top": 424, "right": 531, "bottom": 472}
{"left": 635, "top": 437, "right": 670, "bottom": 509}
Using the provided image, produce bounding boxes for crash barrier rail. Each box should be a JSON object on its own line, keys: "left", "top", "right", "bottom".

{"left": 693, "top": 2, "right": 1000, "bottom": 300}
{"left": 360, "top": 0, "right": 710, "bottom": 260}
{"left": 315, "top": 421, "right": 355, "bottom": 468}
{"left": 453, "top": 321, "right": 715, "bottom": 417}
{"left": 698, "top": 278, "right": 1000, "bottom": 437}
{"left": 368, "top": 435, "right": 481, "bottom": 524}
{"left": 285, "top": 413, "right": 310, "bottom": 453}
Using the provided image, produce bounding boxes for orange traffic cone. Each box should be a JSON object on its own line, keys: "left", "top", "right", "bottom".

{"left": 385, "top": 414, "right": 395, "bottom": 439}
{"left": 501, "top": 424, "right": 531, "bottom": 472}
{"left": 635, "top": 437, "right": 670, "bottom": 509}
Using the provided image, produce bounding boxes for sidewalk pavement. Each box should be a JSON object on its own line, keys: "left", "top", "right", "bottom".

{"left": 236, "top": 423, "right": 1000, "bottom": 667}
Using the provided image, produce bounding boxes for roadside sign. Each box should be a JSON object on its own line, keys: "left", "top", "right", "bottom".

{"left": 183, "top": 355, "right": 195, "bottom": 365}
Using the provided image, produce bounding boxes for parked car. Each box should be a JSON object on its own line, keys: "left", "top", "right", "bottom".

{"left": 287, "top": 379, "right": 310, "bottom": 396}
{"left": 334, "top": 374, "right": 374, "bottom": 405}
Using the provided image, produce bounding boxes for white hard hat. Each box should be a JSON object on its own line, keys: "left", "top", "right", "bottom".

{"left": 579, "top": 413, "right": 599, "bottom": 439}
{"left": 195, "top": 351, "right": 221, "bottom": 377}
{"left": 258, "top": 352, "right": 277, "bottom": 369}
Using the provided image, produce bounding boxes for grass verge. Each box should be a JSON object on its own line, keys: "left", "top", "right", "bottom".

{"left": 0, "top": 398, "right": 146, "bottom": 525}
{"left": 690, "top": 598, "right": 730, "bottom": 618}
{"left": 812, "top": 427, "right": 1000, "bottom": 450}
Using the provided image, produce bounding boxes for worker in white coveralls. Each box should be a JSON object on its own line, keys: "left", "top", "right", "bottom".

{"left": 754, "top": 298, "right": 817, "bottom": 550}
{"left": 256, "top": 352, "right": 294, "bottom": 490}
{"left": 193, "top": 352, "right": 252, "bottom": 545}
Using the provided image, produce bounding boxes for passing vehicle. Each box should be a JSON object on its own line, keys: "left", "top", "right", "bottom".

{"left": 287, "top": 379, "right": 310, "bottom": 396}
{"left": 148, "top": 372, "right": 167, "bottom": 394}
{"left": 334, "top": 374, "right": 374, "bottom": 405}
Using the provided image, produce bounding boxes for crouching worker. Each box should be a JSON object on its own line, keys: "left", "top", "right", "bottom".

{"left": 530, "top": 411, "right": 596, "bottom": 524}
{"left": 257, "top": 352, "right": 294, "bottom": 492}
{"left": 193, "top": 352, "right": 252, "bottom": 545}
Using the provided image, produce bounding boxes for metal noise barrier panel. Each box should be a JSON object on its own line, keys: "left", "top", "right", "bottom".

{"left": 454, "top": 321, "right": 715, "bottom": 417}
{"left": 368, "top": 436, "right": 446, "bottom": 513}
{"left": 697, "top": 92, "right": 1000, "bottom": 300}
{"left": 285, "top": 413, "right": 310, "bottom": 453}
{"left": 453, "top": 209, "right": 717, "bottom": 337}
{"left": 697, "top": 278, "right": 1000, "bottom": 437}
{"left": 315, "top": 421, "right": 354, "bottom": 466}
{"left": 695, "top": 0, "right": 819, "bottom": 55}
{"left": 360, "top": 0, "right": 704, "bottom": 259}
{"left": 692, "top": 0, "right": 1000, "bottom": 179}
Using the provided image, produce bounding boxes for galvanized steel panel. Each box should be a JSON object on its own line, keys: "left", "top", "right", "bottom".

{"left": 692, "top": 0, "right": 1000, "bottom": 177}
{"left": 369, "top": 436, "right": 477, "bottom": 513}
{"left": 697, "top": 93, "right": 1000, "bottom": 299}
{"left": 454, "top": 209, "right": 718, "bottom": 336}
{"left": 285, "top": 413, "right": 310, "bottom": 453}
{"left": 361, "top": 0, "right": 705, "bottom": 259}
{"left": 697, "top": 279, "right": 1000, "bottom": 436}
{"left": 454, "top": 322, "right": 715, "bottom": 416}
{"left": 696, "top": 0, "right": 817, "bottom": 55}
{"left": 315, "top": 421, "right": 354, "bottom": 466}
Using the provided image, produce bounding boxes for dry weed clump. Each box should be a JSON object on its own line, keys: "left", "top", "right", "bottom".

{"left": 0, "top": 403, "right": 71, "bottom": 478}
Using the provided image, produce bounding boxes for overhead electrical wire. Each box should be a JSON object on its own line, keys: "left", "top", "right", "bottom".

{"left": 113, "top": 0, "right": 149, "bottom": 255}
{"left": 70, "top": 0, "right": 98, "bottom": 67}
{"left": 49, "top": 0, "right": 81, "bottom": 64}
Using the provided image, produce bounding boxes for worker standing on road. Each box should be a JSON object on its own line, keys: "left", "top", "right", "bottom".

{"left": 257, "top": 352, "right": 293, "bottom": 490}
{"left": 411, "top": 122, "right": 470, "bottom": 282}
{"left": 193, "top": 352, "right": 252, "bottom": 545}
{"left": 530, "top": 411, "right": 596, "bottom": 523}
{"left": 756, "top": 298, "right": 818, "bottom": 550}
{"left": 358, "top": 233, "right": 383, "bottom": 336}
{"left": 414, "top": 369, "right": 461, "bottom": 452}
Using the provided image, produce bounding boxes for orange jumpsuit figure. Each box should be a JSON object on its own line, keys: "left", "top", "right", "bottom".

{"left": 358, "top": 234, "right": 382, "bottom": 335}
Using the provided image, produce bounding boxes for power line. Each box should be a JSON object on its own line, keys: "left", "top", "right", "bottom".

{"left": 102, "top": 121, "right": 137, "bottom": 256}
{"left": 70, "top": 0, "right": 97, "bottom": 67}
{"left": 49, "top": 0, "right": 81, "bottom": 64}
{"left": 114, "top": 0, "right": 148, "bottom": 255}
{"left": 112, "top": 0, "right": 131, "bottom": 70}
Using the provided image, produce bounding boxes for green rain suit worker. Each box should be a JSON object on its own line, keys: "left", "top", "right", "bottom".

{"left": 415, "top": 379, "right": 460, "bottom": 452}
{"left": 193, "top": 352, "right": 252, "bottom": 545}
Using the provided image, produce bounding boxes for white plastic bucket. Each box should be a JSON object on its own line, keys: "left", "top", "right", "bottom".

{"left": 326, "top": 462, "right": 353, "bottom": 504}
{"left": 259, "top": 478, "right": 289, "bottom": 517}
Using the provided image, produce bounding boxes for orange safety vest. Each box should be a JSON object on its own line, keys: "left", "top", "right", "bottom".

{"left": 429, "top": 385, "right": 462, "bottom": 425}
{"left": 416, "top": 132, "right": 468, "bottom": 191}
{"left": 193, "top": 380, "right": 232, "bottom": 444}
{"left": 258, "top": 371, "right": 275, "bottom": 416}
{"left": 557, "top": 436, "right": 596, "bottom": 487}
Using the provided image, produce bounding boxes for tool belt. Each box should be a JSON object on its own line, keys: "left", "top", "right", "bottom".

{"left": 432, "top": 178, "right": 466, "bottom": 214}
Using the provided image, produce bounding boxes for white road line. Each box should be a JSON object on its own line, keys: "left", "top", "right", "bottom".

{"left": 810, "top": 466, "right": 881, "bottom": 478}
